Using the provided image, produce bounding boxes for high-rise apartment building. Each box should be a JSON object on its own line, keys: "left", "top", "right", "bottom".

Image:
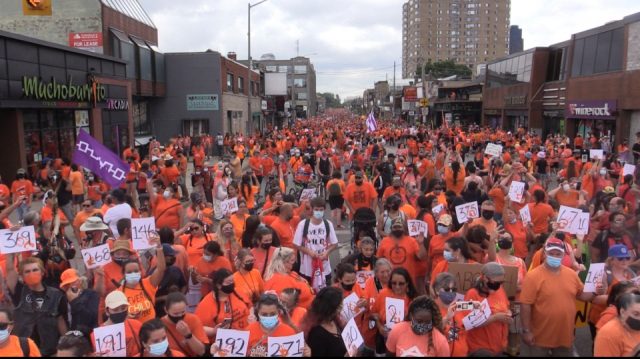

{"left": 509, "top": 25, "right": 523, "bottom": 54}
{"left": 402, "top": 0, "right": 511, "bottom": 79}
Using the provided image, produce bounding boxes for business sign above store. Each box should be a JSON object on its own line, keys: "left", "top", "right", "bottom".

{"left": 22, "top": 76, "right": 106, "bottom": 103}
{"left": 403, "top": 87, "right": 418, "bottom": 102}
{"left": 186, "top": 94, "right": 219, "bottom": 111}
{"left": 68, "top": 32, "right": 104, "bottom": 53}
{"left": 566, "top": 100, "right": 617, "bottom": 120}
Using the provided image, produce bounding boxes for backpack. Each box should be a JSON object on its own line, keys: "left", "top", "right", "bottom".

{"left": 19, "top": 337, "right": 29, "bottom": 357}
{"left": 328, "top": 181, "right": 342, "bottom": 197}
{"left": 302, "top": 219, "right": 331, "bottom": 245}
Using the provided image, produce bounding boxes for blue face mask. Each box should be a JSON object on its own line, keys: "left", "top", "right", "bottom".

{"left": 125, "top": 272, "right": 141, "bottom": 285}
{"left": 313, "top": 210, "right": 324, "bottom": 220}
{"left": 259, "top": 315, "right": 279, "bottom": 329}
{"left": 148, "top": 339, "right": 169, "bottom": 356}
{"left": 443, "top": 250, "right": 456, "bottom": 262}
{"left": 437, "top": 225, "right": 450, "bottom": 235}
{"left": 546, "top": 255, "right": 563, "bottom": 268}
{"left": 0, "top": 329, "right": 9, "bottom": 343}
{"left": 439, "top": 291, "right": 457, "bottom": 305}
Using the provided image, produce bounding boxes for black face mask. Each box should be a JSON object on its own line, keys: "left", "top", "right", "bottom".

{"left": 110, "top": 311, "right": 128, "bottom": 324}
{"left": 392, "top": 229, "right": 405, "bottom": 238}
{"left": 261, "top": 243, "right": 272, "bottom": 250}
{"left": 221, "top": 283, "right": 235, "bottom": 294}
{"left": 168, "top": 314, "right": 185, "bottom": 324}
{"left": 486, "top": 281, "right": 502, "bottom": 291}
{"left": 391, "top": 204, "right": 400, "bottom": 211}
{"left": 498, "top": 239, "right": 513, "bottom": 250}
{"left": 482, "top": 211, "right": 495, "bottom": 220}
{"left": 626, "top": 316, "right": 640, "bottom": 331}
{"left": 243, "top": 263, "right": 255, "bottom": 272}
{"left": 114, "top": 258, "right": 128, "bottom": 266}
{"left": 341, "top": 283, "right": 355, "bottom": 292}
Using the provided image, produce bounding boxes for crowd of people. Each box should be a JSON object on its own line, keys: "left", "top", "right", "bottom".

{"left": 0, "top": 108, "right": 639, "bottom": 357}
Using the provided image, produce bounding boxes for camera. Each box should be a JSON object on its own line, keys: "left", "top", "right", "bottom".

{"left": 455, "top": 301, "right": 474, "bottom": 311}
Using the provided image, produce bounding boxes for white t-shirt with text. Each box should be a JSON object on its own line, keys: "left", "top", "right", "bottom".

{"left": 293, "top": 219, "right": 339, "bottom": 277}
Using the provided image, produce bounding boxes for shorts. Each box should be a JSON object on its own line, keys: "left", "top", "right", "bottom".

{"left": 72, "top": 194, "right": 85, "bottom": 204}
{"left": 328, "top": 195, "right": 344, "bottom": 210}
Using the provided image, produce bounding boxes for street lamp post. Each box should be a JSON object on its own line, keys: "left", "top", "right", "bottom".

{"left": 248, "top": 0, "right": 267, "bottom": 134}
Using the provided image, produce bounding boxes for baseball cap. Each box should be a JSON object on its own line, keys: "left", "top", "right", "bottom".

{"left": 537, "top": 152, "right": 546, "bottom": 159}
{"left": 608, "top": 244, "right": 631, "bottom": 259}
{"left": 545, "top": 238, "right": 565, "bottom": 254}
{"left": 105, "top": 290, "right": 129, "bottom": 309}
{"left": 437, "top": 214, "right": 453, "bottom": 226}
{"left": 481, "top": 262, "right": 505, "bottom": 279}
{"left": 16, "top": 168, "right": 26, "bottom": 175}
{"left": 60, "top": 268, "right": 80, "bottom": 288}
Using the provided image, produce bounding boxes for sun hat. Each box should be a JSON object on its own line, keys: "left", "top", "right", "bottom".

{"left": 79, "top": 216, "right": 109, "bottom": 232}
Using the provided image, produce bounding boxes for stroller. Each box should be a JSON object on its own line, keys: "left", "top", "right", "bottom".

{"left": 351, "top": 207, "right": 378, "bottom": 251}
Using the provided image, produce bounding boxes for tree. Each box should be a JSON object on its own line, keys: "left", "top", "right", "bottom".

{"left": 318, "top": 92, "right": 342, "bottom": 108}
{"left": 415, "top": 59, "right": 472, "bottom": 79}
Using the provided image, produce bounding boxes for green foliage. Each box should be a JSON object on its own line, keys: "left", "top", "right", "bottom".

{"left": 318, "top": 92, "right": 342, "bottom": 108}
{"left": 416, "top": 59, "right": 472, "bottom": 79}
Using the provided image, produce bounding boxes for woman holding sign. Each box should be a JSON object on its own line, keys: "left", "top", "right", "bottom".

{"left": 386, "top": 296, "right": 450, "bottom": 357}
{"left": 430, "top": 237, "right": 476, "bottom": 284}
{"left": 464, "top": 262, "right": 511, "bottom": 356}
{"left": 432, "top": 273, "right": 469, "bottom": 357}
{"left": 370, "top": 267, "right": 417, "bottom": 339}
{"left": 119, "top": 234, "right": 166, "bottom": 324}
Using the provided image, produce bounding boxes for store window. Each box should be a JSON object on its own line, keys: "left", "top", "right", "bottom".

{"left": 24, "top": 110, "right": 90, "bottom": 176}
{"left": 133, "top": 102, "right": 151, "bottom": 135}
{"left": 571, "top": 27, "right": 624, "bottom": 77}
{"left": 227, "top": 73, "right": 234, "bottom": 91}
{"left": 182, "top": 119, "right": 209, "bottom": 137}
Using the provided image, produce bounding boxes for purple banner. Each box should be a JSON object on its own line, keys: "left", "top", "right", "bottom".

{"left": 566, "top": 100, "right": 617, "bottom": 120}
{"left": 72, "top": 130, "right": 129, "bottom": 188}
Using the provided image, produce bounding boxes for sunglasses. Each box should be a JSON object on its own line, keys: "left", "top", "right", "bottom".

{"left": 441, "top": 287, "right": 457, "bottom": 293}
{"left": 82, "top": 204, "right": 92, "bottom": 208}
{"left": 0, "top": 322, "right": 11, "bottom": 331}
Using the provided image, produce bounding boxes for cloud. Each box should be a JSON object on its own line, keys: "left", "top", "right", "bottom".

{"left": 139, "top": 0, "right": 640, "bottom": 99}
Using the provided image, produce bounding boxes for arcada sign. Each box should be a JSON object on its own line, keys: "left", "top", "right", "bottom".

{"left": 106, "top": 99, "right": 129, "bottom": 111}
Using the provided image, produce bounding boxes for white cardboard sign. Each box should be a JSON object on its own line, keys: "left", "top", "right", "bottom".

{"left": 623, "top": 164, "right": 636, "bottom": 177}
{"left": 341, "top": 318, "right": 364, "bottom": 357}
{"left": 94, "top": 323, "right": 126, "bottom": 357}
{"left": 407, "top": 220, "right": 428, "bottom": 237}
{"left": 131, "top": 217, "right": 156, "bottom": 250}
{"left": 81, "top": 244, "right": 112, "bottom": 269}
{"left": 462, "top": 299, "right": 492, "bottom": 331}
{"left": 221, "top": 197, "right": 239, "bottom": 216}
{"left": 340, "top": 293, "right": 360, "bottom": 321}
{"left": 455, "top": 202, "right": 479, "bottom": 224}
{"left": 557, "top": 206, "right": 589, "bottom": 235}
{"left": 267, "top": 332, "right": 305, "bottom": 357}
{"left": 299, "top": 188, "right": 317, "bottom": 202}
{"left": 590, "top": 150, "right": 604, "bottom": 160}
{"left": 584, "top": 263, "right": 606, "bottom": 293}
{"left": 385, "top": 297, "right": 405, "bottom": 329}
{"left": 519, "top": 206, "right": 532, "bottom": 224}
{"left": 508, "top": 181, "right": 526, "bottom": 203}
{"left": 0, "top": 226, "right": 37, "bottom": 254}
{"left": 485, "top": 143, "right": 503, "bottom": 157}
{"left": 213, "top": 329, "right": 250, "bottom": 357}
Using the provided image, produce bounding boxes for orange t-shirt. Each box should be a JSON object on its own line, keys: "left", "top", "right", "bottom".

{"left": 233, "top": 269, "right": 265, "bottom": 304}
{"left": 40, "top": 205, "right": 68, "bottom": 223}
{"left": 69, "top": 170, "right": 85, "bottom": 195}
{"left": 194, "top": 292, "right": 251, "bottom": 330}
{"left": 376, "top": 236, "right": 421, "bottom": 284}
{"left": 520, "top": 265, "right": 584, "bottom": 348}
{"left": 264, "top": 272, "right": 315, "bottom": 309}
{"left": 504, "top": 221, "right": 529, "bottom": 259}
{"left": 555, "top": 190, "right": 580, "bottom": 207}
{"left": 371, "top": 288, "right": 411, "bottom": 325}
{"left": 246, "top": 322, "right": 297, "bottom": 357}
{"left": 162, "top": 314, "right": 209, "bottom": 356}
{"left": 161, "top": 166, "right": 181, "bottom": 186}
{"left": 594, "top": 317, "right": 640, "bottom": 357}
{"left": 154, "top": 197, "right": 182, "bottom": 230}
{"left": 444, "top": 167, "right": 466, "bottom": 195}
{"left": 386, "top": 321, "right": 451, "bottom": 357}
{"left": 439, "top": 307, "right": 469, "bottom": 357}
{"left": 430, "top": 259, "right": 476, "bottom": 284}
{"left": 428, "top": 233, "right": 453, "bottom": 273}
{"left": 73, "top": 209, "right": 101, "bottom": 239}
{"left": 230, "top": 213, "right": 249, "bottom": 243}
{"left": 596, "top": 305, "right": 618, "bottom": 330}
{"left": 464, "top": 288, "right": 510, "bottom": 354}
{"left": 344, "top": 182, "right": 378, "bottom": 212}
{"left": 91, "top": 319, "right": 143, "bottom": 357}
{"left": 121, "top": 277, "right": 158, "bottom": 324}
{"left": 528, "top": 202, "right": 554, "bottom": 234}
{"left": 250, "top": 247, "right": 277, "bottom": 276}
{"left": 488, "top": 187, "right": 506, "bottom": 214}
{"left": 268, "top": 217, "right": 296, "bottom": 249}
{"left": 194, "top": 255, "right": 233, "bottom": 296}
{"left": 0, "top": 336, "right": 41, "bottom": 357}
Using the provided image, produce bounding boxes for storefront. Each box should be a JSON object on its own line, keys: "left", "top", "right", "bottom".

{"left": 565, "top": 100, "right": 617, "bottom": 150}
{"left": 0, "top": 30, "right": 132, "bottom": 181}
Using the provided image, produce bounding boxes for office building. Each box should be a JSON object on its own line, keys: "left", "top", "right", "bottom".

{"left": 509, "top": 25, "right": 523, "bottom": 54}
{"left": 402, "top": 0, "right": 511, "bottom": 79}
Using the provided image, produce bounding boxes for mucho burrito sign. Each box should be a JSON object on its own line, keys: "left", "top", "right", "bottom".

{"left": 566, "top": 100, "right": 617, "bottom": 120}
{"left": 22, "top": 76, "right": 106, "bottom": 103}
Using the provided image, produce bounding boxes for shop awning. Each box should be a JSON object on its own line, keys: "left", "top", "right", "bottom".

{"left": 135, "top": 135, "right": 153, "bottom": 146}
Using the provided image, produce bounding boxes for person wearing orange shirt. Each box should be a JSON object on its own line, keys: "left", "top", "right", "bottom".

{"left": 0, "top": 308, "right": 41, "bottom": 357}
{"left": 528, "top": 189, "right": 555, "bottom": 236}
{"left": 261, "top": 203, "right": 298, "bottom": 250}
{"left": 521, "top": 238, "right": 603, "bottom": 357}
{"left": 72, "top": 199, "right": 101, "bottom": 242}
{"left": 233, "top": 249, "right": 264, "bottom": 304}
{"left": 149, "top": 180, "right": 184, "bottom": 231}
{"left": 160, "top": 159, "right": 181, "bottom": 187}
{"left": 594, "top": 292, "right": 640, "bottom": 357}
{"left": 69, "top": 164, "right": 85, "bottom": 215}
{"left": 240, "top": 173, "right": 260, "bottom": 214}
{"left": 96, "top": 291, "right": 144, "bottom": 357}
{"left": 11, "top": 168, "right": 34, "bottom": 221}
{"left": 432, "top": 273, "right": 469, "bottom": 357}
{"left": 137, "top": 319, "right": 186, "bottom": 357}
{"left": 370, "top": 267, "right": 416, "bottom": 340}
{"left": 192, "top": 241, "right": 233, "bottom": 297}
{"left": 120, "top": 235, "right": 165, "bottom": 324}
{"left": 326, "top": 171, "right": 346, "bottom": 229}
{"left": 376, "top": 218, "right": 427, "bottom": 287}
{"left": 250, "top": 227, "right": 278, "bottom": 277}
{"left": 430, "top": 237, "right": 477, "bottom": 283}
{"left": 344, "top": 172, "right": 378, "bottom": 218}
{"left": 444, "top": 153, "right": 466, "bottom": 196}
{"left": 464, "top": 263, "right": 511, "bottom": 356}
{"left": 195, "top": 268, "right": 252, "bottom": 339}
{"left": 549, "top": 180, "right": 582, "bottom": 208}
{"left": 428, "top": 214, "right": 455, "bottom": 275}
{"left": 161, "top": 292, "right": 208, "bottom": 357}
{"left": 279, "top": 288, "right": 307, "bottom": 329}
{"left": 263, "top": 247, "right": 315, "bottom": 309}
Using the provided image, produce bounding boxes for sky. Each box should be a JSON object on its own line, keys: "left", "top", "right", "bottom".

{"left": 138, "top": 0, "right": 640, "bottom": 100}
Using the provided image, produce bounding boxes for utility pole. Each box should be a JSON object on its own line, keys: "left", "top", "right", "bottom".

{"left": 422, "top": 61, "right": 427, "bottom": 126}
{"left": 392, "top": 61, "right": 396, "bottom": 119}
{"left": 248, "top": 0, "right": 267, "bottom": 134}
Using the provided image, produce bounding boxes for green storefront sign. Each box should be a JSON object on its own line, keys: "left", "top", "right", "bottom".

{"left": 22, "top": 76, "right": 106, "bottom": 103}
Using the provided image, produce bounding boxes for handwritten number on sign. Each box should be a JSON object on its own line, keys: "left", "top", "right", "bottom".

{"left": 3, "top": 230, "right": 33, "bottom": 249}
{"left": 96, "top": 332, "right": 125, "bottom": 355}
{"left": 269, "top": 339, "right": 303, "bottom": 357}
{"left": 215, "top": 338, "right": 246, "bottom": 356}
{"left": 388, "top": 305, "right": 401, "bottom": 324}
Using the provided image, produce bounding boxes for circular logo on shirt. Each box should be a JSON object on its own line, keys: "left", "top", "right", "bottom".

{"left": 389, "top": 245, "right": 407, "bottom": 265}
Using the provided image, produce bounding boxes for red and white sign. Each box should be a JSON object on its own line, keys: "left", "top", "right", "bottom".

{"left": 69, "top": 32, "right": 103, "bottom": 49}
